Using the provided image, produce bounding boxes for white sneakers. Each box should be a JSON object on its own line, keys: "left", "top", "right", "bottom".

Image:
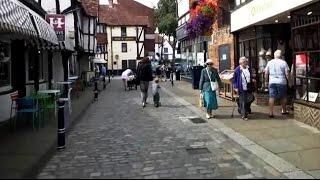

{"left": 206, "top": 113, "right": 211, "bottom": 119}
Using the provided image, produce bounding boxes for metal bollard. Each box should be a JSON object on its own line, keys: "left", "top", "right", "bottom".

{"left": 103, "top": 76, "right": 106, "bottom": 90}
{"left": 93, "top": 81, "right": 99, "bottom": 101}
{"left": 57, "top": 100, "right": 66, "bottom": 150}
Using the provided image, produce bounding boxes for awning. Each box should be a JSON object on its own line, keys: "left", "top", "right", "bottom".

{"left": 91, "top": 58, "right": 107, "bottom": 64}
{"left": 32, "top": 14, "right": 58, "bottom": 45}
{"left": 0, "top": 0, "right": 58, "bottom": 45}
{"left": 0, "top": 0, "right": 37, "bottom": 38}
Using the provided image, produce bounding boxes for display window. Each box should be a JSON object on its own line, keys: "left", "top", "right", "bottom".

{"left": 0, "top": 41, "right": 11, "bottom": 91}
{"left": 291, "top": 1, "right": 320, "bottom": 106}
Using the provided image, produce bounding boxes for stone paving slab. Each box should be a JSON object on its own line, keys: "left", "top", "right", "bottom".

{"left": 162, "top": 80, "right": 320, "bottom": 177}
{"left": 38, "top": 80, "right": 287, "bottom": 179}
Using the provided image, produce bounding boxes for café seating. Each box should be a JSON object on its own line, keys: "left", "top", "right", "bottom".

{"left": 15, "top": 98, "right": 42, "bottom": 130}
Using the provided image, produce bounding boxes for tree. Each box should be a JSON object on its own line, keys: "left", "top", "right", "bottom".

{"left": 154, "top": 0, "right": 178, "bottom": 65}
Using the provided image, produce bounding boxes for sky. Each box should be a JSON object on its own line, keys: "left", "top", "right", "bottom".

{"left": 134, "top": 0, "right": 159, "bottom": 8}
{"left": 99, "top": 0, "right": 159, "bottom": 8}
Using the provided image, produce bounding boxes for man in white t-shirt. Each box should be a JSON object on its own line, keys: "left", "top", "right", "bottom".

{"left": 121, "top": 69, "right": 133, "bottom": 91}
{"left": 265, "top": 50, "right": 291, "bottom": 118}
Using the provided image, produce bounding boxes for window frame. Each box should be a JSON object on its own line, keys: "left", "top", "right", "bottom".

{"left": 121, "top": 27, "right": 127, "bottom": 37}
{"left": 121, "top": 43, "right": 127, "bottom": 53}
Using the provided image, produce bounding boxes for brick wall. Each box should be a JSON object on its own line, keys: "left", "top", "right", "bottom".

{"left": 295, "top": 103, "right": 320, "bottom": 130}
{"left": 209, "top": 26, "right": 235, "bottom": 71}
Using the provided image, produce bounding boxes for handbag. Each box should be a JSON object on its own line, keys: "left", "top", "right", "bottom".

{"left": 206, "top": 68, "right": 219, "bottom": 91}
{"left": 199, "top": 93, "right": 204, "bottom": 107}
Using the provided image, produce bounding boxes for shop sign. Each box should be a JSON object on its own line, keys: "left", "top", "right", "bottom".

{"left": 46, "top": 14, "right": 65, "bottom": 41}
{"left": 112, "top": 37, "right": 136, "bottom": 41}
{"left": 231, "top": 0, "right": 316, "bottom": 32}
{"left": 302, "top": 92, "right": 319, "bottom": 102}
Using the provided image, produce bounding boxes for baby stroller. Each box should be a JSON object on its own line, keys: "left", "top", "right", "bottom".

{"left": 127, "top": 74, "right": 138, "bottom": 91}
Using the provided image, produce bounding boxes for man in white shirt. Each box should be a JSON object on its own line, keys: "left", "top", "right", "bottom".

{"left": 265, "top": 50, "right": 291, "bottom": 118}
{"left": 121, "top": 69, "right": 133, "bottom": 91}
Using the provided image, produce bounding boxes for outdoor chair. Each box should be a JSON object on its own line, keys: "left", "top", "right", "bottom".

{"left": 10, "top": 91, "right": 19, "bottom": 119}
{"left": 15, "top": 98, "right": 42, "bottom": 130}
{"left": 9, "top": 91, "right": 19, "bottom": 130}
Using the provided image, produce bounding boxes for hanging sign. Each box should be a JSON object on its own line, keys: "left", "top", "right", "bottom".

{"left": 46, "top": 14, "right": 65, "bottom": 41}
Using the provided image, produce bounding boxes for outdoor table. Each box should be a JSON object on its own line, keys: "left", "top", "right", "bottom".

{"left": 68, "top": 76, "right": 78, "bottom": 81}
{"left": 38, "top": 89, "right": 61, "bottom": 96}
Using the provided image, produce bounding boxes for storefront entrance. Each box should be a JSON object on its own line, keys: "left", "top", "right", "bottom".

{"left": 236, "top": 24, "right": 292, "bottom": 92}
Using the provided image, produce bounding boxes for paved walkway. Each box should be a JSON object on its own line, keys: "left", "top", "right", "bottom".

{"left": 162, "top": 80, "right": 320, "bottom": 179}
{"left": 38, "top": 79, "right": 291, "bottom": 179}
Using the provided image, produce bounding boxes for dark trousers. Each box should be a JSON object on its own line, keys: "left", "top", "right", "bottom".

{"left": 153, "top": 92, "right": 160, "bottom": 107}
{"left": 238, "top": 91, "right": 251, "bottom": 118}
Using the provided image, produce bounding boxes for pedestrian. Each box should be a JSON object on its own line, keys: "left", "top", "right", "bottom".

{"left": 137, "top": 57, "right": 154, "bottom": 108}
{"left": 152, "top": 78, "right": 161, "bottom": 107}
{"left": 233, "top": 57, "right": 256, "bottom": 121}
{"left": 199, "top": 59, "right": 223, "bottom": 119}
{"left": 265, "top": 49, "right": 291, "bottom": 118}
{"left": 121, "top": 69, "right": 133, "bottom": 91}
{"left": 101, "top": 65, "right": 107, "bottom": 77}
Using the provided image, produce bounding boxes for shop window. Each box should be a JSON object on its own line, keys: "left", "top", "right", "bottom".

{"left": 294, "top": 52, "right": 320, "bottom": 104}
{"left": 121, "top": 43, "right": 127, "bottom": 52}
{"left": 28, "top": 51, "right": 44, "bottom": 81}
{"left": 0, "top": 41, "right": 10, "bottom": 88}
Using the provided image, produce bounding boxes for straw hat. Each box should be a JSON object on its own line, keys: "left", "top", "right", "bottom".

{"left": 205, "top": 59, "right": 213, "bottom": 65}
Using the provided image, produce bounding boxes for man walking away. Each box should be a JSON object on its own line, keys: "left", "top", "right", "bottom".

{"left": 265, "top": 50, "right": 291, "bottom": 118}
{"left": 137, "top": 57, "right": 154, "bottom": 108}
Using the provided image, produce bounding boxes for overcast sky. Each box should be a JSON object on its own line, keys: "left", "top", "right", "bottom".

{"left": 100, "top": 0, "right": 159, "bottom": 8}
{"left": 134, "top": 0, "right": 159, "bottom": 8}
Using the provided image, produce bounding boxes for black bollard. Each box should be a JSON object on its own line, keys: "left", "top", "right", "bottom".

{"left": 93, "top": 81, "right": 98, "bottom": 102}
{"left": 103, "top": 77, "right": 106, "bottom": 90}
{"left": 57, "top": 100, "right": 66, "bottom": 150}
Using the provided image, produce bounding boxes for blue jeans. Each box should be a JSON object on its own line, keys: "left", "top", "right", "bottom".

{"left": 269, "top": 84, "right": 287, "bottom": 99}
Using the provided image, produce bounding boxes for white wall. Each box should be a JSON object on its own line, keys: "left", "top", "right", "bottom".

{"left": 0, "top": 94, "right": 11, "bottom": 123}
{"left": 231, "top": 0, "right": 316, "bottom": 32}
{"left": 178, "top": 0, "right": 189, "bottom": 17}
{"left": 107, "top": 26, "right": 144, "bottom": 70}
{"left": 39, "top": 0, "right": 71, "bottom": 13}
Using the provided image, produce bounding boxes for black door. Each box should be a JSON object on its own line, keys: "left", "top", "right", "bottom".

{"left": 122, "top": 60, "right": 128, "bottom": 71}
{"left": 219, "top": 44, "right": 230, "bottom": 72}
{"left": 128, "top": 60, "right": 137, "bottom": 72}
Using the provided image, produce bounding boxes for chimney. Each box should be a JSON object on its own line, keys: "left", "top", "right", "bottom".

{"left": 108, "top": 0, "right": 113, "bottom": 7}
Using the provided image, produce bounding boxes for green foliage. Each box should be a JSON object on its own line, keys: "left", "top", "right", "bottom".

{"left": 154, "top": 0, "right": 178, "bottom": 38}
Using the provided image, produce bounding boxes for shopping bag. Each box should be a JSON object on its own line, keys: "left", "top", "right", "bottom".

{"left": 199, "top": 93, "right": 204, "bottom": 107}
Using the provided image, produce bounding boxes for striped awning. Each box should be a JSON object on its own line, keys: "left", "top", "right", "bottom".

{"left": 0, "top": 0, "right": 58, "bottom": 45}
{"left": 0, "top": 0, "right": 37, "bottom": 38}
{"left": 31, "top": 13, "right": 58, "bottom": 45}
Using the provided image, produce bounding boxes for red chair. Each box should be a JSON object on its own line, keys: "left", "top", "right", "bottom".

{"left": 10, "top": 91, "right": 19, "bottom": 119}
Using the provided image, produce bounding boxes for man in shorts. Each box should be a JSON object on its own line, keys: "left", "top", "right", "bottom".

{"left": 265, "top": 50, "right": 291, "bottom": 118}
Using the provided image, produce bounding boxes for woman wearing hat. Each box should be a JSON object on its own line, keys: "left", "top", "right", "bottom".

{"left": 199, "top": 59, "right": 223, "bottom": 119}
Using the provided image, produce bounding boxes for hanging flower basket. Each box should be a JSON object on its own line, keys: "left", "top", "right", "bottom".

{"left": 187, "top": 0, "right": 218, "bottom": 39}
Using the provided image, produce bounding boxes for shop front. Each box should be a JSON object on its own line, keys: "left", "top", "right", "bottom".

{"left": 291, "top": 1, "right": 320, "bottom": 128}
{"left": 0, "top": 0, "right": 58, "bottom": 123}
{"left": 231, "top": 0, "right": 317, "bottom": 105}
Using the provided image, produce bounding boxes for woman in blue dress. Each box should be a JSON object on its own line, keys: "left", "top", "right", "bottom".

{"left": 199, "top": 59, "right": 223, "bottom": 119}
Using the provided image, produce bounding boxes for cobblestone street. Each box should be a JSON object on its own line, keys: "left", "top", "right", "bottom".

{"left": 37, "top": 80, "right": 287, "bottom": 179}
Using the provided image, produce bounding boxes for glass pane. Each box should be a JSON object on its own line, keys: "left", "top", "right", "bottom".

{"left": 0, "top": 42, "right": 10, "bottom": 87}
